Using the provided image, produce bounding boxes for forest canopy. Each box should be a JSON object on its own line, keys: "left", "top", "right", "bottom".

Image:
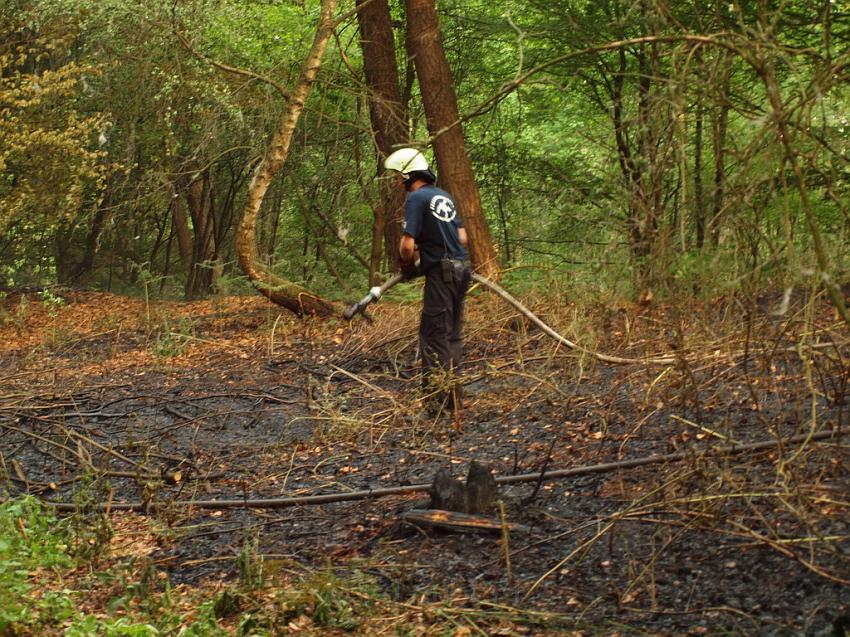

{"left": 1, "top": 0, "right": 848, "bottom": 308}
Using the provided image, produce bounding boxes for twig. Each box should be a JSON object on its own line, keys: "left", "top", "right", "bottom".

{"left": 670, "top": 414, "right": 740, "bottom": 444}
{"left": 22, "top": 429, "right": 846, "bottom": 513}
{"left": 499, "top": 500, "right": 512, "bottom": 581}
{"left": 521, "top": 438, "right": 557, "bottom": 506}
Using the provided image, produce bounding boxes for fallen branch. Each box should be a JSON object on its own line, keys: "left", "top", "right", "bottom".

{"left": 345, "top": 272, "right": 678, "bottom": 364}
{"left": 471, "top": 273, "right": 677, "bottom": 365}
{"left": 24, "top": 428, "right": 845, "bottom": 513}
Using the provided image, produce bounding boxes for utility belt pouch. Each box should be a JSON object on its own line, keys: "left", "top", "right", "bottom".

{"left": 440, "top": 258, "right": 454, "bottom": 283}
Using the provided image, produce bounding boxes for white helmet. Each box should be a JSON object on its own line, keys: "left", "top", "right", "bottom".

{"left": 384, "top": 148, "right": 430, "bottom": 179}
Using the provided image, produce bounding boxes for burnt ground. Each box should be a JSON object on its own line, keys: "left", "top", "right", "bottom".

{"left": 1, "top": 287, "right": 849, "bottom": 635}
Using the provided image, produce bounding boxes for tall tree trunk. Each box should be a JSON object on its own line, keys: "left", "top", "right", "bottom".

{"left": 356, "top": 0, "right": 407, "bottom": 279}
{"left": 266, "top": 186, "right": 283, "bottom": 260}
{"left": 611, "top": 48, "right": 648, "bottom": 263}
{"left": 236, "top": 0, "right": 337, "bottom": 317}
{"left": 404, "top": 0, "right": 499, "bottom": 278}
{"left": 185, "top": 171, "right": 218, "bottom": 300}
{"left": 609, "top": 28, "right": 671, "bottom": 288}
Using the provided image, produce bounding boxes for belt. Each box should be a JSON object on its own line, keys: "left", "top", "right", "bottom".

{"left": 424, "top": 258, "right": 470, "bottom": 272}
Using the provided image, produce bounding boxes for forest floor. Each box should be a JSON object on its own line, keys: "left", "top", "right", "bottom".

{"left": 1, "top": 283, "right": 849, "bottom": 636}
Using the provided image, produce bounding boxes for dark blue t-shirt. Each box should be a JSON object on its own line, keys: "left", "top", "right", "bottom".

{"left": 402, "top": 185, "right": 467, "bottom": 270}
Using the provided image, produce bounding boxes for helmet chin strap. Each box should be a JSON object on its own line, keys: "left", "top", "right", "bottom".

{"left": 403, "top": 174, "right": 424, "bottom": 190}
{"left": 402, "top": 168, "right": 436, "bottom": 189}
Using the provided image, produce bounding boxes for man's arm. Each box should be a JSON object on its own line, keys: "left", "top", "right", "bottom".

{"left": 458, "top": 227, "right": 468, "bottom": 246}
{"left": 399, "top": 233, "right": 417, "bottom": 264}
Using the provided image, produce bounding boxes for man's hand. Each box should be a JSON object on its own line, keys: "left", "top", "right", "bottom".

{"left": 401, "top": 260, "right": 420, "bottom": 281}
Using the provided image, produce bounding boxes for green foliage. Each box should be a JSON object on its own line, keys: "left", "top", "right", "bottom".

{"left": 0, "top": 0, "right": 846, "bottom": 301}
{"left": 0, "top": 494, "right": 562, "bottom": 636}
{"left": 0, "top": 495, "right": 226, "bottom": 636}
{"left": 273, "top": 567, "right": 379, "bottom": 632}
{"left": 204, "top": 2, "right": 312, "bottom": 70}
{"left": 237, "top": 531, "right": 265, "bottom": 591}
{"left": 175, "top": 600, "right": 229, "bottom": 637}
{"left": 0, "top": 495, "right": 73, "bottom": 567}
{"left": 0, "top": 496, "right": 75, "bottom": 633}
{"left": 0, "top": 8, "right": 113, "bottom": 236}
{"left": 64, "top": 473, "right": 114, "bottom": 561}
{"left": 66, "top": 616, "right": 160, "bottom": 637}
{"left": 0, "top": 493, "right": 375, "bottom": 635}
{"left": 152, "top": 316, "right": 196, "bottom": 358}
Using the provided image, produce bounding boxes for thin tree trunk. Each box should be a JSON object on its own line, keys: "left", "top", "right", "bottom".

{"left": 147, "top": 202, "right": 171, "bottom": 273}
{"left": 302, "top": 206, "right": 350, "bottom": 293}
{"left": 496, "top": 170, "right": 512, "bottom": 265}
{"left": 263, "top": 185, "right": 284, "bottom": 260}
{"left": 760, "top": 58, "right": 850, "bottom": 328}
{"left": 66, "top": 189, "right": 113, "bottom": 284}
{"left": 710, "top": 56, "right": 731, "bottom": 247}
{"left": 160, "top": 215, "right": 175, "bottom": 295}
{"left": 405, "top": 0, "right": 499, "bottom": 278}
{"left": 236, "top": 0, "right": 337, "bottom": 316}
{"left": 635, "top": 42, "right": 658, "bottom": 263}
{"left": 312, "top": 204, "right": 371, "bottom": 270}
{"left": 694, "top": 92, "right": 705, "bottom": 249}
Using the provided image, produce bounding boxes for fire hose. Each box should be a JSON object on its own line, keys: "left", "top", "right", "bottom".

{"left": 29, "top": 428, "right": 845, "bottom": 512}
{"left": 344, "top": 271, "right": 677, "bottom": 366}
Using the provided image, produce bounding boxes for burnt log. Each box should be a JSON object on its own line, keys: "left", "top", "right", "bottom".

{"left": 401, "top": 508, "right": 529, "bottom": 534}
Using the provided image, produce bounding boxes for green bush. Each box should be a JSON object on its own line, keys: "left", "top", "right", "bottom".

{"left": 0, "top": 496, "right": 75, "bottom": 634}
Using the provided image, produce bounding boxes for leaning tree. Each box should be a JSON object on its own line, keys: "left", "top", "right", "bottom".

{"left": 235, "top": 0, "right": 338, "bottom": 316}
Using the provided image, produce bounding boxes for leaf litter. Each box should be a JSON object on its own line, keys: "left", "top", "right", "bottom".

{"left": 1, "top": 289, "right": 848, "bottom": 635}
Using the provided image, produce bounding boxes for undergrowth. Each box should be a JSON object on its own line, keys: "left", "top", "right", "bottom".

{"left": 0, "top": 495, "right": 572, "bottom": 636}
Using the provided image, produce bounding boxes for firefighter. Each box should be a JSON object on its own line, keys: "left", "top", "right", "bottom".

{"left": 384, "top": 148, "right": 471, "bottom": 414}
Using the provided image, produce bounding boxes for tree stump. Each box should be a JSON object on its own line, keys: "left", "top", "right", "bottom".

{"left": 428, "top": 460, "right": 497, "bottom": 514}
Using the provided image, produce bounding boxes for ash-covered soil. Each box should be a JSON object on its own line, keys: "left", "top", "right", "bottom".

{"left": 1, "top": 288, "right": 848, "bottom": 635}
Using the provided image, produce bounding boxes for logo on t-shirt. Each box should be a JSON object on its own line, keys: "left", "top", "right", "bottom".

{"left": 429, "top": 195, "right": 457, "bottom": 222}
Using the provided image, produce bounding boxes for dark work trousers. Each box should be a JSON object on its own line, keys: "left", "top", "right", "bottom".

{"left": 419, "top": 259, "right": 471, "bottom": 407}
